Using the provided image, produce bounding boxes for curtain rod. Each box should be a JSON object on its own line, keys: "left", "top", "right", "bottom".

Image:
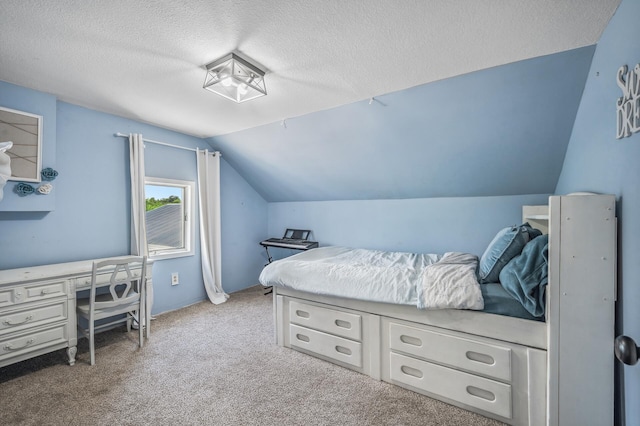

{"left": 114, "top": 132, "right": 221, "bottom": 156}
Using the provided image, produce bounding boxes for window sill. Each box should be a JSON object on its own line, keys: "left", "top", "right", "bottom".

{"left": 149, "top": 250, "right": 194, "bottom": 261}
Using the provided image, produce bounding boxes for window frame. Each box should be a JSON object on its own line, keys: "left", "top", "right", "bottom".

{"left": 144, "top": 177, "right": 196, "bottom": 261}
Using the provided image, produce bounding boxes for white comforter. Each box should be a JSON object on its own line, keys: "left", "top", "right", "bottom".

{"left": 259, "top": 246, "right": 484, "bottom": 310}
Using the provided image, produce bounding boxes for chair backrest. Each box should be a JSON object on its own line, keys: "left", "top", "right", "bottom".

{"left": 90, "top": 256, "right": 147, "bottom": 311}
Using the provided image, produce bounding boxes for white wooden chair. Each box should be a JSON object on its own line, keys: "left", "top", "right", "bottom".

{"left": 76, "top": 256, "right": 146, "bottom": 365}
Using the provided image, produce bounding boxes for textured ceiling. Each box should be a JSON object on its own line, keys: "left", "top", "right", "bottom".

{"left": 0, "top": 1, "right": 620, "bottom": 138}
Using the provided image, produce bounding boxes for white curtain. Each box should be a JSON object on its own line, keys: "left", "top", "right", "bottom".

{"left": 196, "top": 149, "right": 228, "bottom": 304}
{"left": 129, "top": 133, "right": 148, "bottom": 257}
{"left": 128, "top": 134, "right": 153, "bottom": 321}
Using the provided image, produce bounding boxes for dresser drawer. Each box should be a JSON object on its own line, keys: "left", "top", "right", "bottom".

{"left": 388, "top": 322, "right": 511, "bottom": 382}
{"left": 289, "top": 300, "right": 362, "bottom": 341}
{"left": 0, "top": 287, "right": 13, "bottom": 308}
{"left": 0, "top": 323, "right": 68, "bottom": 362}
{"left": 389, "top": 352, "right": 512, "bottom": 419}
{"left": 24, "top": 280, "right": 68, "bottom": 302}
{"left": 0, "top": 298, "right": 68, "bottom": 337}
{"left": 290, "top": 324, "right": 362, "bottom": 368}
{"left": 0, "top": 279, "right": 69, "bottom": 308}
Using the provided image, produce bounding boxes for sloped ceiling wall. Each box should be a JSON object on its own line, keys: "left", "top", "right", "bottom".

{"left": 209, "top": 47, "right": 595, "bottom": 202}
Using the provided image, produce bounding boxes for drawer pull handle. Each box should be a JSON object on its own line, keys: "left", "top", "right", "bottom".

{"left": 400, "top": 365, "right": 423, "bottom": 378}
{"left": 295, "top": 334, "right": 310, "bottom": 343}
{"left": 4, "top": 338, "right": 35, "bottom": 351}
{"left": 335, "top": 346, "right": 352, "bottom": 356}
{"left": 3, "top": 315, "right": 33, "bottom": 326}
{"left": 466, "top": 351, "right": 495, "bottom": 365}
{"left": 466, "top": 386, "right": 496, "bottom": 402}
{"left": 400, "top": 335, "right": 422, "bottom": 347}
{"left": 335, "top": 319, "right": 351, "bottom": 329}
{"left": 295, "top": 310, "right": 310, "bottom": 319}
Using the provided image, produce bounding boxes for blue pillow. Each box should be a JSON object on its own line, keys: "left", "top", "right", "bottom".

{"left": 479, "top": 223, "right": 539, "bottom": 284}
{"left": 525, "top": 225, "right": 542, "bottom": 241}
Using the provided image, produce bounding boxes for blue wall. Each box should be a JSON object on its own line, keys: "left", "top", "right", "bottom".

{"left": 220, "top": 159, "right": 268, "bottom": 293}
{"left": 0, "top": 81, "right": 267, "bottom": 314}
{"left": 211, "top": 47, "right": 594, "bottom": 203}
{"left": 554, "top": 0, "right": 639, "bottom": 423}
{"left": 266, "top": 194, "right": 549, "bottom": 262}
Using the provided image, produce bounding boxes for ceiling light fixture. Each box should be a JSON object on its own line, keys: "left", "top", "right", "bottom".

{"left": 203, "top": 53, "right": 267, "bottom": 103}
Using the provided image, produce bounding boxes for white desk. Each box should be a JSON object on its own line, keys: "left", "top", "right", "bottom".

{"left": 0, "top": 257, "right": 153, "bottom": 367}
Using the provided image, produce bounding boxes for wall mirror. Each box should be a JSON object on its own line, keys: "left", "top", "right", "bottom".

{"left": 0, "top": 106, "right": 43, "bottom": 182}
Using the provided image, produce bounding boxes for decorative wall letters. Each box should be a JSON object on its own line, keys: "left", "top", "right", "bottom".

{"left": 616, "top": 63, "right": 640, "bottom": 139}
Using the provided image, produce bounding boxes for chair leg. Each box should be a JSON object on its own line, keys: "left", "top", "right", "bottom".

{"left": 139, "top": 311, "right": 144, "bottom": 349}
{"left": 89, "top": 321, "right": 95, "bottom": 366}
{"left": 139, "top": 302, "right": 144, "bottom": 348}
{"left": 144, "top": 288, "right": 150, "bottom": 339}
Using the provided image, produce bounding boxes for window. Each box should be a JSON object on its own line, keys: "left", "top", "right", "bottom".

{"left": 145, "top": 177, "right": 195, "bottom": 260}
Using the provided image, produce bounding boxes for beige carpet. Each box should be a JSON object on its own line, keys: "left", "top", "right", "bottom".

{"left": 0, "top": 286, "right": 503, "bottom": 426}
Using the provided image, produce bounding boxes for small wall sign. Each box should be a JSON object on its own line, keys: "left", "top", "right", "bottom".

{"left": 616, "top": 64, "right": 640, "bottom": 139}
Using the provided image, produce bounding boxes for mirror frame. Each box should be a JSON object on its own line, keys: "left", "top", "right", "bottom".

{"left": 0, "top": 106, "right": 43, "bottom": 183}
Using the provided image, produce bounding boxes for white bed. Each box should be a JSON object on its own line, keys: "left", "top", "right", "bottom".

{"left": 261, "top": 246, "right": 484, "bottom": 310}
{"left": 265, "top": 194, "right": 617, "bottom": 426}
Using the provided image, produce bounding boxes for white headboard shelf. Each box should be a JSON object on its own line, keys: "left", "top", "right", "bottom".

{"left": 522, "top": 204, "right": 549, "bottom": 234}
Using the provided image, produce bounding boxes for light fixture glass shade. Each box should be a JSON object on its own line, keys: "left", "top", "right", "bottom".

{"left": 203, "top": 53, "right": 267, "bottom": 103}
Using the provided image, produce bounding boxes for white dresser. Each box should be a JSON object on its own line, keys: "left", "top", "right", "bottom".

{"left": 0, "top": 257, "right": 153, "bottom": 368}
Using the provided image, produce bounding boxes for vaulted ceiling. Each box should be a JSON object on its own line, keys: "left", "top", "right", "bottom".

{"left": 210, "top": 46, "right": 597, "bottom": 201}
{"left": 0, "top": 1, "right": 621, "bottom": 202}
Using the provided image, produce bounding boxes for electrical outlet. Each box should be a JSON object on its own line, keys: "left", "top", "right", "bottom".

{"left": 171, "top": 273, "right": 179, "bottom": 285}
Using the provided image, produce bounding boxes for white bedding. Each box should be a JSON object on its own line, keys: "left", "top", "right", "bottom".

{"left": 259, "top": 246, "right": 484, "bottom": 310}
{"left": 418, "top": 251, "right": 484, "bottom": 310}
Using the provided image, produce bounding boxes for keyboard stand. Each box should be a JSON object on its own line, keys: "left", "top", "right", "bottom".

{"left": 260, "top": 237, "right": 319, "bottom": 294}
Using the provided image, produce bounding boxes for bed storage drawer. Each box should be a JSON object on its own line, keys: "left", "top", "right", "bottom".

{"left": 389, "top": 351, "right": 512, "bottom": 419}
{"left": 289, "top": 300, "right": 362, "bottom": 341}
{"left": 388, "top": 322, "right": 511, "bottom": 382}
{"left": 290, "top": 323, "right": 362, "bottom": 368}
